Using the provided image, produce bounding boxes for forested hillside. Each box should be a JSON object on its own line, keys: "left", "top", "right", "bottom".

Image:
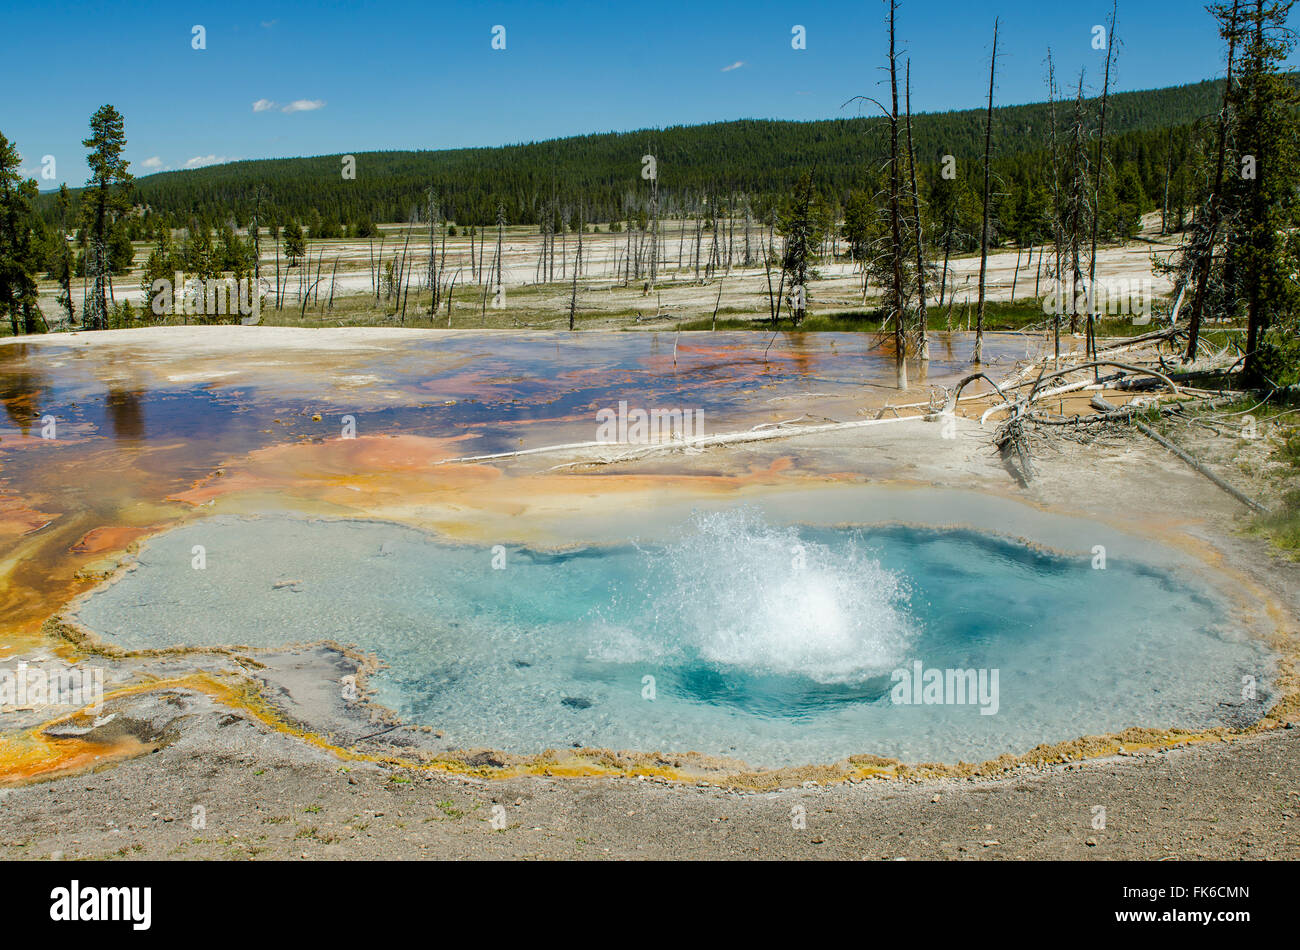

{"left": 40, "top": 78, "right": 1226, "bottom": 234}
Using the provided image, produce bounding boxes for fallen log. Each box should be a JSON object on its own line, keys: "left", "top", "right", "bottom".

{"left": 1027, "top": 393, "right": 1238, "bottom": 425}
{"left": 1091, "top": 396, "right": 1270, "bottom": 514}
{"left": 436, "top": 413, "right": 926, "bottom": 468}
{"left": 1028, "top": 361, "right": 1180, "bottom": 402}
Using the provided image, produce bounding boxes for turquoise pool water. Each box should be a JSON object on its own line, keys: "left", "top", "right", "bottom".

{"left": 75, "top": 508, "right": 1274, "bottom": 766}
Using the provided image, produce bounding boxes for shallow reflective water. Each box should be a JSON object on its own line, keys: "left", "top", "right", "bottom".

{"left": 75, "top": 507, "right": 1275, "bottom": 766}
{"left": 0, "top": 331, "right": 1014, "bottom": 455}
{"left": 0, "top": 329, "right": 1039, "bottom": 641}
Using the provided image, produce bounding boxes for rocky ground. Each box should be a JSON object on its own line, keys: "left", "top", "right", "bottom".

{"left": 1, "top": 683, "right": 1296, "bottom": 860}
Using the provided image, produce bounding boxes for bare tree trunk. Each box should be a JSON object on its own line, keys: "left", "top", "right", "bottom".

{"left": 495, "top": 205, "right": 505, "bottom": 291}
{"left": 446, "top": 268, "right": 459, "bottom": 327}
{"left": 251, "top": 189, "right": 264, "bottom": 287}
{"left": 726, "top": 192, "right": 736, "bottom": 274}
{"left": 576, "top": 205, "right": 584, "bottom": 278}
{"left": 648, "top": 172, "right": 659, "bottom": 292}
{"left": 886, "top": 0, "right": 908, "bottom": 387}
{"left": 1067, "top": 74, "right": 1089, "bottom": 337}
{"left": 1161, "top": 128, "right": 1174, "bottom": 235}
{"left": 743, "top": 197, "right": 753, "bottom": 267}
{"left": 974, "top": 17, "right": 1000, "bottom": 365}
{"left": 693, "top": 205, "right": 703, "bottom": 280}
{"left": 396, "top": 225, "right": 412, "bottom": 311}
{"left": 939, "top": 234, "right": 951, "bottom": 308}
{"left": 401, "top": 264, "right": 412, "bottom": 324}
{"left": 1087, "top": 0, "right": 1118, "bottom": 375}
{"left": 313, "top": 249, "right": 324, "bottom": 308}
{"left": 426, "top": 189, "right": 441, "bottom": 314}
{"left": 906, "top": 59, "right": 930, "bottom": 361}
{"left": 678, "top": 206, "right": 686, "bottom": 270}
{"left": 568, "top": 256, "right": 578, "bottom": 330}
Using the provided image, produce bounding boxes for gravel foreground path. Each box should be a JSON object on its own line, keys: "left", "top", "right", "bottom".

{"left": 1, "top": 688, "right": 1295, "bottom": 861}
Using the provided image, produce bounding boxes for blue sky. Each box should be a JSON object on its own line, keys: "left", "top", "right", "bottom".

{"left": 3, "top": 0, "right": 1289, "bottom": 189}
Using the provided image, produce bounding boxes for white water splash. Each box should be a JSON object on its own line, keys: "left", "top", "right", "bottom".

{"left": 593, "top": 508, "right": 915, "bottom": 683}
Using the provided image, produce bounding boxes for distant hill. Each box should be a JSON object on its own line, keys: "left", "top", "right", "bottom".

{"left": 46, "top": 78, "right": 1227, "bottom": 228}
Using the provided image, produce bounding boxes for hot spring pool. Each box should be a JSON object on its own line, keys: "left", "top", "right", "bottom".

{"left": 74, "top": 506, "right": 1275, "bottom": 767}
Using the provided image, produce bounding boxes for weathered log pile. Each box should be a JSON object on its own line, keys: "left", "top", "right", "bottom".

{"left": 943, "top": 325, "right": 1272, "bottom": 511}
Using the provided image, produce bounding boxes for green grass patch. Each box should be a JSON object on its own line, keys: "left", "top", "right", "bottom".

{"left": 673, "top": 299, "right": 1158, "bottom": 335}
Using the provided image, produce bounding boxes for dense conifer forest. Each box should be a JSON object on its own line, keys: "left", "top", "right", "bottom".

{"left": 33, "top": 78, "right": 1227, "bottom": 238}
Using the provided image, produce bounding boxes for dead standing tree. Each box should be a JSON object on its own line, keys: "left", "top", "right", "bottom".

{"left": 905, "top": 59, "right": 930, "bottom": 362}
{"left": 646, "top": 150, "right": 660, "bottom": 293}
{"left": 1086, "top": 0, "right": 1119, "bottom": 375}
{"left": 762, "top": 229, "right": 788, "bottom": 327}
{"left": 1063, "top": 74, "right": 1094, "bottom": 336}
{"left": 1045, "top": 51, "right": 1065, "bottom": 365}
{"left": 482, "top": 204, "right": 505, "bottom": 324}
{"left": 495, "top": 204, "right": 505, "bottom": 292}
{"left": 748, "top": 193, "right": 759, "bottom": 265}
{"left": 846, "top": 1, "right": 911, "bottom": 385}
{"left": 249, "top": 185, "right": 268, "bottom": 288}
{"left": 974, "top": 17, "right": 1000, "bottom": 365}
{"left": 425, "top": 187, "right": 443, "bottom": 316}
{"left": 887, "top": 0, "right": 908, "bottom": 386}
{"left": 567, "top": 258, "right": 579, "bottom": 330}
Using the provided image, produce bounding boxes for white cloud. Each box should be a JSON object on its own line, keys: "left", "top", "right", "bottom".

{"left": 281, "top": 99, "right": 325, "bottom": 113}
{"left": 721, "top": 61, "right": 745, "bottom": 72}
{"left": 260, "top": 19, "right": 278, "bottom": 28}
{"left": 252, "top": 98, "right": 278, "bottom": 112}
{"left": 142, "top": 156, "right": 164, "bottom": 170}
{"left": 184, "top": 155, "right": 232, "bottom": 169}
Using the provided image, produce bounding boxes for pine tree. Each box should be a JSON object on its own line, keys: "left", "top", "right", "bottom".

{"left": 0, "top": 132, "right": 45, "bottom": 335}
{"left": 1232, "top": 0, "right": 1300, "bottom": 382}
{"left": 282, "top": 221, "right": 305, "bottom": 265}
{"left": 81, "top": 105, "right": 132, "bottom": 330}
{"left": 1184, "top": 0, "right": 1243, "bottom": 361}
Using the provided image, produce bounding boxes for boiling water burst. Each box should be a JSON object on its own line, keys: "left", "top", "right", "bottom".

{"left": 592, "top": 508, "right": 915, "bottom": 684}
{"left": 74, "top": 512, "right": 1266, "bottom": 765}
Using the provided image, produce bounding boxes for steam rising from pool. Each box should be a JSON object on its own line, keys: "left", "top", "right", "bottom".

{"left": 76, "top": 508, "right": 1275, "bottom": 766}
